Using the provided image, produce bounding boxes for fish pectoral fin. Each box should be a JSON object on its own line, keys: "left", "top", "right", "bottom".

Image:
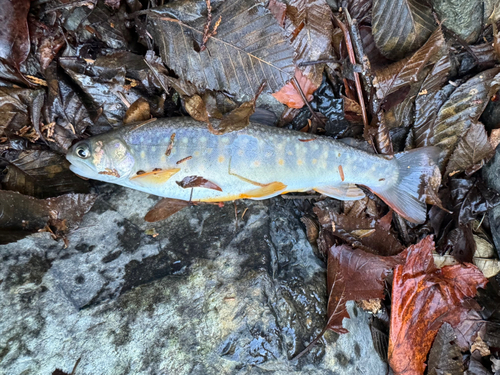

{"left": 240, "top": 181, "right": 287, "bottom": 200}
{"left": 314, "top": 184, "right": 365, "bottom": 200}
{"left": 130, "top": 168, "right": 181, "bottom": 186}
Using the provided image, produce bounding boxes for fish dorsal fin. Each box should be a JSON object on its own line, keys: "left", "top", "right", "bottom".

{"left": 241, "top": 181, "right": 287, "bottom": 200}
{"left": 130, "top": 168, "right": 181, "bottom": 186}
{"left": 314, "top": 184, "right": 365, "bottom": 200}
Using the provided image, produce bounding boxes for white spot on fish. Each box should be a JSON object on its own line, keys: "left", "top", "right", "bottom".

{"left": 160, "top": 155, "right": 166, "bottom": 163}
{"left": 312, "top": 143, "right": 319, "bottom": 150}
{"left": 221, "top": 137, "right": 230, "bottom": 144}
{"left": 287, "top": 151, "right": 293, "bottom": 156}
{"left": 200, "top": 136, "right": 207, "bottom": 142}
{"left": 151, "top": 147, "right": 156, "bottom": 152}
{"left": 140, "top": 137, "right": 144, "bottom": 142}
{"left": 182, "top": 137, "right": 189, "bottom": 144}
{"left": 140, "top": 151, "right": 145, "bottom": 159}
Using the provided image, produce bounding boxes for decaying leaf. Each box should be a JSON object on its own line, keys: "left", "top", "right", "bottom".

{"left": 284, "top": 0, "right": 333, "bottom": 87}
{"left": 123, "top": 98, "right": 151, "bottom": 124}
{"left": 413, "top": 55, "right": 452, "bottom": 147}
{"left": 314, "top": 204, "right": 404, "bottom": 256}
{"left": 0, "top": 190, "right": 96, "bottom": 245}
{"left": 0, "top": 0, "right": 31, "bottom": 69}
{"left": 176, "top": 176, "right": 222, "bottom": 191}
{"left": 149, "top": 0, "right": 295, "bottom": 100}
{"left": 373, "top": 27, "right": 446, "bottom": 105}
{"left": 388, "top": 236, "right": 488, "bottom": 375}
{"left": 431, "top": 68, "right": 500, "bottom": 168}
{"left": 144, "top": 198, "right": 191, "bottom": 222}
{"left": 324, "top": 244, "right": 405, "bottom": 334}
{"left": 372, "top": 0, "right": 436, "bottom": 60}
{"left": 427, "top": 323, "right": 464, "bottom": 375}
{"left": 473, "top": 235, "right": 500, "bottom": 278}
{"left": 445, "top": 122, "right": 495, "bottom": 178}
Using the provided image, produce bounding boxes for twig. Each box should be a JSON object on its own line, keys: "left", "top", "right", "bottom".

{"left": 291, "top": 77, "right": 325, "bottom": 131}
{"left": 298, "top": 59, "right": 338, "bottom": 67}
{"left": 332, "top": 14, "right": 369, "bottom": 130}
{"left": 42, "top": 0, "right": 96, "bottom": 14}
{"left": 200, "top": 0, "right": 222, "bottom": 52}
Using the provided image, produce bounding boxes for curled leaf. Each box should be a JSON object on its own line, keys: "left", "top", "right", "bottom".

{"left": 123, "top": 98, "right": 151, "bottom": 124}
{"left": 144, "top": 198, "right": 190, "bottom": 222}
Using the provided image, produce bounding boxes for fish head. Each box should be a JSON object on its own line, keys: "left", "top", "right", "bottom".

{"left": 66, "top": 137, "right": 135, "bottom": 181}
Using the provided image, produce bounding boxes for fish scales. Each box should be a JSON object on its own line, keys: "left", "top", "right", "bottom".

{"left": 67, "top": 118, "right": 439, "bottom": 223}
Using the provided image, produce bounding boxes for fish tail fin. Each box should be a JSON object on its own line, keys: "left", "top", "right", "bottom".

{"left": 369, "top": 147, "right": 440, "bottom": 224}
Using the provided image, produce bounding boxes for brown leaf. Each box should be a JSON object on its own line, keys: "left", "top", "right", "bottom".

{"left": 324, "top": 244, "right": 405, "bottom": 333}
{"left": 272, "top": 67, "right": 318, "bottom": 108}
{"left": 184, "top": 94, "right": 210, "bottom": 123}
{"left": 268, "top": 0, "right": 286, "bottom": 27}
{"left": 373, "top": 27, "right": 446, "bottom": 105}
{"left": 372, "top": 0, "right": 436, "bottom": 60}
{"left": 388, "top": 236, "right": 488, "bottom": 375}
{"left": 149, "top": 0, "right": 295, "bottom": 100}
{"left": 175, "top": 176, "right": 222, "bottom": 191}
{"left": 427, "top": 323, "right": 464, "bottom": 375}
{"left": 123, "top": 98, "right": 151, "bottom": 124}
{"left": 0, "top": 0, "right": 31, "bottom": 68}
{"left": 209, "top": 82, "right": 265, "bottom": 134}
{"left": 144, "top": 198, "right": 190, "bottom": 223}
{"left": 284, "top": 0, "right": 333, "bottom": 87}
{"left": 314, "top": 204, "right": 404, "bottom": 256}
{"left": 431, "top": 67, "right": 500, "bottom": 168}
{"left": 445, "top": 122, "right": 495, "bottom": 178}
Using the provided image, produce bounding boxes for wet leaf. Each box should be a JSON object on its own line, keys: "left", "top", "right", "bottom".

{"left": 123, "top": 98, "right": 151, "bottom": 124}
{"left": 272, "top": 67, "right": 318, "bottom": 108}
{"left": 344, "top": 0, "right": 372, "bottom": 21}
{"left": 268, "top": 0, "right": 286, "bottom": 27}
{"left": 0, "top": 190, "right": 96, "bottom": 245}
{"left": 0, "top": 87, "right": 45, "bottom": 142}
{"left": 28, "top": 17, "right": 66, "bottom": 70}
{"left": 388, "top": 236, "right": 488, "bottom": 375}
{"left": 324, "top": 244, "right": 405, "bottom": 333}
{"left": 445, "top": 122, "right": 495, "bottom": 178}
{"left": 413, "top": 56, "right": 452, "bottom": 148}
{"left": 0, "top": 150, "right": 90, "bottom": 199}
{"left": 373, "top": 27, "right": 446, "bottom": 105}
{"left": 0, "top": 0, "right": 31, "bottom": 69}
{"left": 473, "top": 235, "right": 500, "bottom": 278}
{"left": 314, "top": 204, "right": 404, "bottom": 256}
{"left": 144, "top": 198, "right": 191, "bottom": 223}
{"left": 184, "top": 94, "right": 211, "bottom": 122}
{"left": 149, "top": 0, "right": 295, "bottom": 100}
{"left": 176, "top": 176, "right": 222, "bottom": 191}
{"left": 372, "top": 0, "right": 436, "bottom": 60}
{"left": 284, "top": 0, "right": 333, "bottom": 87}
{"left": 431, "top": 68, "right": 500, "bottom": 168}
{"left": 427, "top": 323, "right": 464, "bottom": 375}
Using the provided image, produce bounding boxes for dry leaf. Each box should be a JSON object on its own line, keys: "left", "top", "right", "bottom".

{"left": 123, "top": 98, "right": 151, "bottom": 124}
{"left": 144, "top": 198, "right": 191, "bottom": 222}
{"left": 176, "top": 176, "right": 222, "bottom": 191}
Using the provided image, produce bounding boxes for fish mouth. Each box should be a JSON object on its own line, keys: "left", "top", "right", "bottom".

{"left": 66, "top": 153, "right": 98, "bottom": 179}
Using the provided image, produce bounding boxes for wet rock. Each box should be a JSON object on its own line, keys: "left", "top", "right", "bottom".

{"left": 0, "top": 184, "right": 386, "bottom": 374}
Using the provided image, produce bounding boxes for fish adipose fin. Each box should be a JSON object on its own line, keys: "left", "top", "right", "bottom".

{"left": 368, "top": 147, "right": 440, "bottom": 224}
{"left": 314, "top": 184, "right": 365, "bottom": 200}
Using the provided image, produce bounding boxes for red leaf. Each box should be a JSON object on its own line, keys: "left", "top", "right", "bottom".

{"left": 388, "top": 236, "right": 488, "bottom": 375}
{"left": 272, "top": 68, "right": 318, "bottom": 108}
{"left": 175, "top": 176, "right": 222, "bottom": 191}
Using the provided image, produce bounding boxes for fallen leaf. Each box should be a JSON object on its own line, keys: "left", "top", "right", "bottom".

{"left": 373, "top": 27, "right": 446, "bottom": 106}
{"left": 144, "top": 198, "right": 191, "bottom": 222}
{"left": 473, "top": 235, "right": 500, "bottom": 278}
{"left": 388, "top": 236, "right": 488, "bottom": 375}
{"left": 271, "top": 67, "right": 318, "bottom": 108}
{"left": 123, "top": 98, "right": 151, "bottom": 124}
{"left": 149, "top": 0, "right": 295, "bottom": 100}
{"left": 267, "top": 0, "right": 286, "bottom": 27}
{"left": 427, "top": 323, "right": 464, "bottom": 375}
{"left": 471, "top": 335, "right": 491, "bottom": 357}
{"left": 445, "top": 122, "right": 495, "bottom": 178}
{"left": 372, "top": 0, "right": 436, "bottom": 60}
{"left": 0, "top": 0, "right": 31, "bottom": 69}
{"left": 176, "top": 176, "right": 222, "bottom": 191}
{"left": 284, "top": 0, "right": 333, "bottom": 87}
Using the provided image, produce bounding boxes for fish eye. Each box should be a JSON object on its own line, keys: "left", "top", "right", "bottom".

{"left": 76, "top": 144, "right": 91, "bottom": 159}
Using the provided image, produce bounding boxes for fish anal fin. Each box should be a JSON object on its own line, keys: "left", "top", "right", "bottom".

{"left": 240, "top": 181, "right": 287, "bottom": 199}
{"left": 130, "top": 168, "right": 181, "bottom": 185}
{"left": 314, "top": 184, "right": 365, "bottom": 200}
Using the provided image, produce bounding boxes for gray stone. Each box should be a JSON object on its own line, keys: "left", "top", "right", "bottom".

{"left": 433, "top": 0, "right": 483, "bottom": 43}
{"left": 0, "top": 184, "right": 387, "bottom": 374}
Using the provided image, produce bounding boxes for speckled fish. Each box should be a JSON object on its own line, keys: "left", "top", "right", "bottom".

{"left": 66, "top": 118, "right": 438, "bottom": 223}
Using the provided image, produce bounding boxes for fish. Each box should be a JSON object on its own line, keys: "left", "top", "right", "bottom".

{"left": 66, "top": 117, "right": 439, "bottom": 223}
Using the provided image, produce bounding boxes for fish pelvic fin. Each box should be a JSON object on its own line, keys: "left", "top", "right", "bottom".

{"left": 368, "top": 147, "right": 440, "bottom": 224}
